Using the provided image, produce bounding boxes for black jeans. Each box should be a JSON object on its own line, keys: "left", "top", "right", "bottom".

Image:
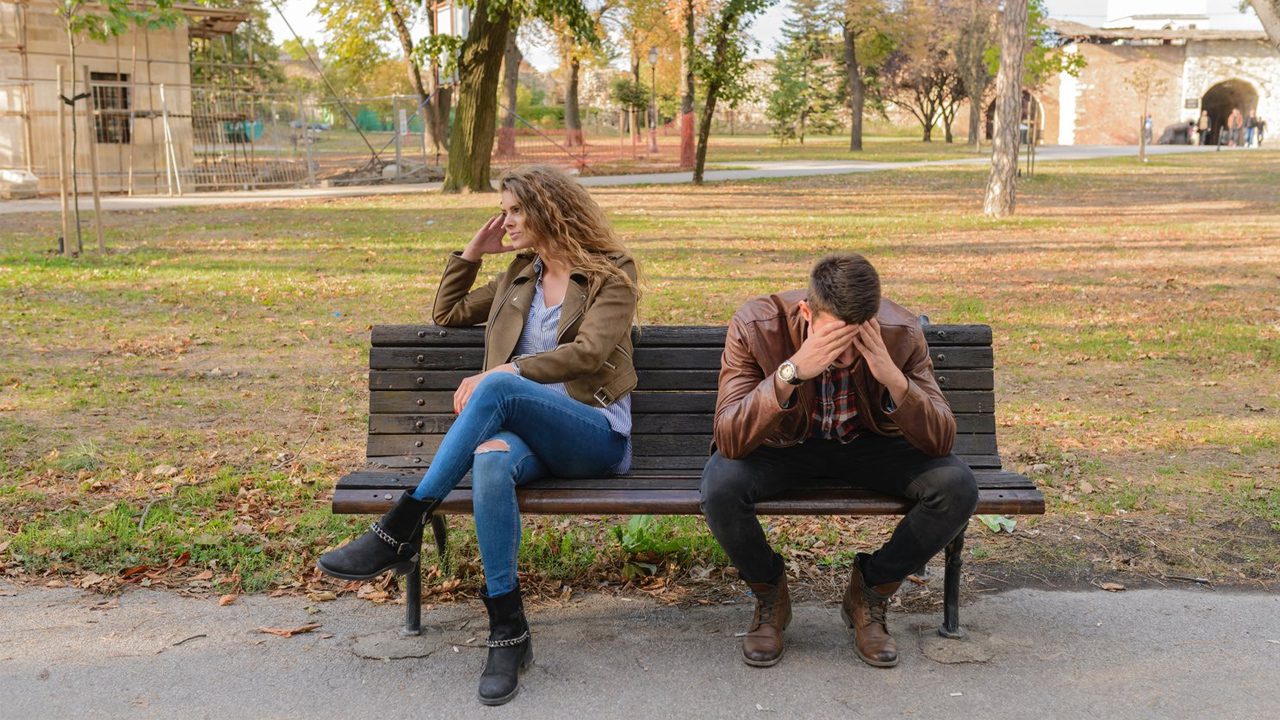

{"left": 699, "top": 435, "right": 979, "bottom": 587}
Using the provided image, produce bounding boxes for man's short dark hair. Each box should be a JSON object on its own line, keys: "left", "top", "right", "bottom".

{"left": 808, "top": 253, "right": 881, "bottom": 324}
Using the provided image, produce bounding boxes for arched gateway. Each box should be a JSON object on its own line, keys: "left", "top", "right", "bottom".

{"left": 1201, "top": 79, "right": 1259, "bottom": 144}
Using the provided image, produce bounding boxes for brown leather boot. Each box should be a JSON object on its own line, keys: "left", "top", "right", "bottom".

{"left": 840, "top": 556, "right": 901, "bottom": 668}
{"left": 741, "top": 574, "right": 793, "bottom": 667}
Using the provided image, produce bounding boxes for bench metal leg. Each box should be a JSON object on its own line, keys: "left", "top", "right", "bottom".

{"left": 402, "top": 537, "right": 423, "bottom": 636}
{"left": 401, "top": 516, "right": 448, "bottom": 637}
{"left": 938, "top": 531, "right": 965, "bottom": 639}
{"left": 430, "top": 514, "right": 448, "bottom": 560}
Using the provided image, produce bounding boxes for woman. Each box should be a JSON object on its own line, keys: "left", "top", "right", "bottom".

{"left": 318, "top": 165, "right": 640, "bottom": 705}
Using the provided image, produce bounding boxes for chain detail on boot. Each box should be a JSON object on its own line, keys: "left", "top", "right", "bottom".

{"left": 315, "top": 492, "right": 438, "bottom": 581}
{"left": 478, "top": 587, "right": 533, "bottom": 706}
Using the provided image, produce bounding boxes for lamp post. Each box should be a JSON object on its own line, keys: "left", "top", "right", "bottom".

{"left": 648, "top": 47, "right": 659, "bottom": 153}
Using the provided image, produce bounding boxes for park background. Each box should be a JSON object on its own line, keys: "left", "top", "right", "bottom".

{"left": 0, "top": 0, "right": 1277, "bottom": 609}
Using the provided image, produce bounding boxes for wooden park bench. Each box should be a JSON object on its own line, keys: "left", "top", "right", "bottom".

{"left": 331, "top": 322, "right": 1044, "bottom": 638}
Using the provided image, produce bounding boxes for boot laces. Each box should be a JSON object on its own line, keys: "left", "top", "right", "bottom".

{"left": 868, "top": 596, "right": 888, "bottom": 626}
{"left": 755, "top": 590, "right": 780, "bottom": 626}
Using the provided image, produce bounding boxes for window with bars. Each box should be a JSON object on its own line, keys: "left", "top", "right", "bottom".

{"left": 90, "top": 72, "right": 131, "bottom": 144}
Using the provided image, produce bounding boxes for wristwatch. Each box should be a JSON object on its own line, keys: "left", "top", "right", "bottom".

{"left": 776, "top": 359, "right": 803, "bottom": 386}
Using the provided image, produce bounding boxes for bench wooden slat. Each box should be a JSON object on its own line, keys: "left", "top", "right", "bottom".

{"left": 337, "top": 469, "right": 1038, "bottom": 492}
{"left": 367, "top": 345, "right": 995, "bottom": 372}
{"left": 371, "top": 324, "right": 993, "bottom": 348}
{"left": 364, "top": 432, "right": 999, "bottom": 459}
{"left": 366, "top": 412, "right": 998, "bottom": 435}
{"left": 367, "top": 389, "right": 998, "bottom": 415}
{"left": 332, "top": 486, "right": 1042, "bottom": 516}
{"left": 362, "top": 452, "right": 1006, "bottom": 471}
{"left": 369, "top": 368, "right": 995, "bottom": 392}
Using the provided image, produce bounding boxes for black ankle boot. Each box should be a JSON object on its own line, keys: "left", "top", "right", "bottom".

{"left": 477, "top": 586, "right": 533, "bottom": 706}
{"left": 316, "top": 491, "right": 439, "bottom": 580}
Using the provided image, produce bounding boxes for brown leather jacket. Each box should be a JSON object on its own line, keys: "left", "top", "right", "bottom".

{"left": 714, "top": 290, "right": 956, "bottom": 459}
{"left": 432, "top": 250, "right": 639, "bottom": 407}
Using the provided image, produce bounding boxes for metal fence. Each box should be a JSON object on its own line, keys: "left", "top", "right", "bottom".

{"left": 4, "top": 74, "right": 711, "bottom": 196}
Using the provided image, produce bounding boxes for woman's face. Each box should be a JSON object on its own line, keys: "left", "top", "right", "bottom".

{"left": 500, "top": 189, "right": 537, "bottom": 251}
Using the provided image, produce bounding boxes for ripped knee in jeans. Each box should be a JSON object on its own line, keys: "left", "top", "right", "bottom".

{"left": 474, "top": 439, "right": 510, "bottom": 455}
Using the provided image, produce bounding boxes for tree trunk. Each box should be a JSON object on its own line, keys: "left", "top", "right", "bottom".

{"left": 631, "top": 55, "right": 641, "bottom": 144}
{"left": 983, "top": 0, "right": 1028, "bottom": 218}
{"left": 695, "top": 8, "right": 746, "bottom": 184}
{"left": 844, "top": 24, "right": 864, "bottom": 152}
{"left": 498, "top": 29, "right": 521, "bottom": 156}
{"left": 385, "top": 0, "right": 439, "bottom": 156}
{"left": 565, "top": 56, "right": 582, "bottom": 147}
{"left": 443, "top": 0, "right": 510, "bottom": 193}
{"left": 679, "top": 2, "right": 696, "bottom": 168}
{"left": 1249, "top": 1, "right": 1280, "bottom": 52}
{"left": 967, "top": 95, "right": 982, "bottom": 149}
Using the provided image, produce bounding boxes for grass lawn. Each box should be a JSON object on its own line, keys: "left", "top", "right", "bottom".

{"left": 1, "top": 149, "right": 1277, "bottom": 602}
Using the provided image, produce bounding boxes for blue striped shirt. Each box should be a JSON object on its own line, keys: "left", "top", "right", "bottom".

{"left": 512, "top": 260, "right": 633, "bottom": 473}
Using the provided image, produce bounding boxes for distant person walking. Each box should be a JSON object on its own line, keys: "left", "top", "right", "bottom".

{"left": 1197, "top": 110, "right": 1210, "bottom": 146}
{"left": 1256, "top": 117, "right": 1267, "bottom": 147}
{"left": 1246, "top": 114, "right": 1258, "bottom": 147}
{"left": 1143, "top": 114, "right": 1154, "bottom": 145}
{"left": 1228, "top": 108, "right": 1244, "bottom": 147}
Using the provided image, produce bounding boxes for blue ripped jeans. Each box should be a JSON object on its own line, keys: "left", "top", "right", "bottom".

{"left": 411, "top": 372, "right": 626, "bottom": 596}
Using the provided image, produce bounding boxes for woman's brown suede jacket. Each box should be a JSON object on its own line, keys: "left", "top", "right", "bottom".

{"left": 431, "top": 250, "right": 639, "bottom": 408}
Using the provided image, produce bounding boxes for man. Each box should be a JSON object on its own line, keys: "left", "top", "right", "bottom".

{"left": 700, "top": 253, "right": 977, "bottom": 669}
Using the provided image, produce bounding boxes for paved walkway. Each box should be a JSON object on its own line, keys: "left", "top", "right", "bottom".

{"left": 2, "top": 582, "right": 1275, "bottom": 719}
{"left": 0, "top": 144, "right": 1232, "bottom": 215}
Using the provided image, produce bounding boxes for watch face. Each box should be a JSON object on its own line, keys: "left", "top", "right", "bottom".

{"left": 779, "top": 361, "right": 797, "bottom": 383}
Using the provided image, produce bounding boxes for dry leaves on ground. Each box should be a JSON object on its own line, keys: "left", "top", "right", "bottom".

{"left": 257, "top": 623, "right": 322, "bottom": 638}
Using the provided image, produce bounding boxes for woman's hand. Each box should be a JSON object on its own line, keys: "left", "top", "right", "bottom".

{"left": 460, "top": 213, "right": 513, "bottom": 262}
{"left": 453, "top": 363, "right": 517, "bottom": 415}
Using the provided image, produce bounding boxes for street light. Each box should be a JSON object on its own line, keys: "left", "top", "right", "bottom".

{"left": 648, "top": 47, "right": 659, "bottom": 153}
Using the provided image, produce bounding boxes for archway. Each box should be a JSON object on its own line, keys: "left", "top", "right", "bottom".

{"left": 985, "top": 92, "right": 1043, "bottom": 142}
{"left": 1201, "top": 79, "right": 1258, "bottom": 144}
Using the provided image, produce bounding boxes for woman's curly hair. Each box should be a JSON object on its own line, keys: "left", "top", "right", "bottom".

{"left": 498, "top": 165, "right": 641, "bottom": 318}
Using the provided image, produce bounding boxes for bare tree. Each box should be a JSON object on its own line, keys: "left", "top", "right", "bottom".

{"left": 1123, "top": 55, "right": 1169, "bottom": 163}
{"left": 982, "top": 0, "right": 1027, "bottom": 218}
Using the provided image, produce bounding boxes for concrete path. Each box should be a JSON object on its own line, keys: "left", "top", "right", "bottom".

{"left": 0, "top": 144, "right": 1236, "bottom": 216}
{"left": 2, "top": 582, "right": 1275, "bottom": 719}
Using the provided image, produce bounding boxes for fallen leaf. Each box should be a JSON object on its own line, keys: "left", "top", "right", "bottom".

{"left": 257, "top": 623, "right": 322, "bottom": 638}
{"left": 218, "top": 594, "right": 237, "bottom": 606}
{"left": 192, "top": 570, "right": 214, "bottom": 581}
{"left": 307, "top": 590, "right": 337, "bottom": 602}
{"left": 1098, "top": 582, "right": 1126, "bottom": 592}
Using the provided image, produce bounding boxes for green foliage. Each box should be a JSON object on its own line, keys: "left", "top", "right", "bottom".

{"left": 610, "top": 77, "right": 650, "bottom": 113}
{"left": 190, "top": 2, "right": 284, "bottom": 91}
{"left": 984, "top": 0, "right": 1087, "bottom": 88}
{"left": 767, "top": 1, "right": 843, "bottom": 143}
{"left": 54, "top": 0, "right": 180, "bottom": 42}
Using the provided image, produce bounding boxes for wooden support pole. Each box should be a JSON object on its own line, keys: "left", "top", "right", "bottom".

{"left": 57, "top": 65, "right": 72, "bottom": 256}
{"left": 83, "top": 65, "right": 105, "bottom": 253}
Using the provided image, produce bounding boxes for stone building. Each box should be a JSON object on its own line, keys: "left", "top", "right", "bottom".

{"left": 0, "top": 1, "right": 247, "bottom": 194}
{"left": 1034, "top": 11, "right": 1278, "bottom": 145}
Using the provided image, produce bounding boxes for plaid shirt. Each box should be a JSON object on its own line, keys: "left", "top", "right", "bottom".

{"left": 810, "top": 364, "right": 860, "bottom": 443}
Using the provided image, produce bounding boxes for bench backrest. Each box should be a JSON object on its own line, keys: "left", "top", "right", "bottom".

{"left": 363, "top": 324, "right": 1002, "bottom": 475}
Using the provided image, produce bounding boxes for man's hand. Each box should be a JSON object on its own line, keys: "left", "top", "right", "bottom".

{"left": 791, "top": 321, "right": 859, "bottom": 380}
{"left": 460, "top": 213, "right": 513, "bottom": 262}
{"left": 453, "top": 363, "right": 517, "bottom": 414}
{"left": 851, "top": 318, "right": 908, "bottom": 406}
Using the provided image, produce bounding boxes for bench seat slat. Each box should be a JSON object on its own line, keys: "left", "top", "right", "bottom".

{"left": 332, "top": 486, "right": 1042, "bottom": 517}
{"left": 337, "top": 470, "right": 1038, "bottom": 492}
